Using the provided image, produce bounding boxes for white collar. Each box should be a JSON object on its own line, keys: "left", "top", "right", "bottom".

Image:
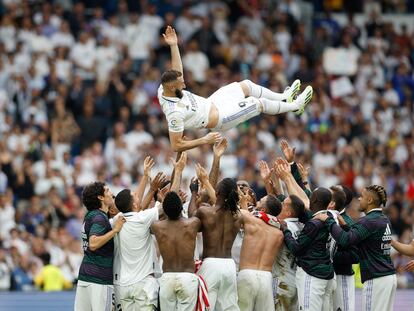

{"left": 367, "top": 208, "right": 383, "bottom": 214}
{"left": 313, "top": 210, "right": 327, "bottom": 216}
{"left": 284, "top": 218, "right": 299, "bottom": 222}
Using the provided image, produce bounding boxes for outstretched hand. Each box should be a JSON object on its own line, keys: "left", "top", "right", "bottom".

{"left": 273, "top": 157, "right": 291, "bottom": 181}
{"left": 258, "top": 160, "right": 272, "bottom": 181}
{"left": 213, "top": 138, "right": 228, "bottom": 157}
{"left": 143, "top": 156, "right": 155, "bottom": 177}
{"left": 297, "top": 162, "right": 310, "bottom": 181}
{"left": 195, "top": 163, "right": 208, "bottom": 182}
{"left": 163, "top": 26, "right": 178, "bottom": 46}
{"left": 280, "top": 139, "right": 295, "bottom": 163}
{"left": 205, "top": 132, "right": 222, "bottom": 145}
{"left": 150, "top": 172, "right": 167, "bottom": 191}
{"left": 172, "top": 152, "right": 187, "bottom": 171}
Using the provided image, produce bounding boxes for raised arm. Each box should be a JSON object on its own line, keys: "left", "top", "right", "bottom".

{"left": 169, "top": 131, "right": 222, "bottom": 152}
{"left": 188, "top": 177, "right": 199, "bottom": 217}
{"left": 163, "top": 26, "right": 183, "bottom": 74}
{"left": 196, "top": 163, "right": 216, "bottom": 205}
{"left": 274, "top": 158, "right": 310, "bottom": 209}
{"left": 258, "top": 160, "right": 275, "bottom": 195}
{"left": 140, "top": 172, "right": 167, "bottom": 211}
{"left": 170, "top": 152, "right": 187, "bottom": 192}
{"left": 133, "top": 156, "right": 154, "bottom": 209}
{"left": 209, "top": 138, "right": 227, "bottom": 189}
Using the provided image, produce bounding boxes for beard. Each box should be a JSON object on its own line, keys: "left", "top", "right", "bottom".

{"left": 175, "top": 88, "right": 183, "bottom": 98}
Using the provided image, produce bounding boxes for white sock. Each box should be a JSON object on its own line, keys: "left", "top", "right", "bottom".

{"left": 243, "top": 80, "right": 285, "bottom": 101}
{"left": 260, "top": 98, "right": 298, "bottom": 115}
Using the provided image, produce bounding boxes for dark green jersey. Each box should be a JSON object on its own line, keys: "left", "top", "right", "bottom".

{"left": 333, "top": 212, "right": 359, "bottom": 275}
{"left": 78, "top": 210, "right": 114, "bottom": 285}
{"left": 284, "top": 215, "right": 334, "bottom": 280}
{"left": 326, "top": 208, "right": 395, "bottom": 283}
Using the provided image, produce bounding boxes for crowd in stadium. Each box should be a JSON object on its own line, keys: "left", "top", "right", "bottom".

{"left": 0, "top": 0, "right": 414, "bottom": 305}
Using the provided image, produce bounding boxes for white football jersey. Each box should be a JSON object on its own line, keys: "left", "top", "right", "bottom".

{"left": 158, "top": 85, "right": 211, "bottom": 132}
{"left": 273, "top": 218, "right": 304, "bottom": 285}
{"left": 113, "top": 208, "right": 158, "bottom": 286}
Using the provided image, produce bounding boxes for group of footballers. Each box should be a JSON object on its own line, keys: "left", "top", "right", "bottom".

{"left": 72, "top": 26, "right": 412, "bottom": 311}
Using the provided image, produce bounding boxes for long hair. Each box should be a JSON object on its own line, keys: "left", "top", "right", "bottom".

{"left": 217, "top": 178, "right": 239, "bottom": 215}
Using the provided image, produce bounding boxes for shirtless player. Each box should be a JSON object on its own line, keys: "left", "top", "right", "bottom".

{"left": 151, "top": 191, "right": 201, "bottom": 311}
{"left": 237, "top": 193, "right": 285, "bottom": 311}
{"left": 189, "top": 178, "right": 241, "bottom": 311}
{"left": 159, "top": 26, "right": 313, "bottom": 152}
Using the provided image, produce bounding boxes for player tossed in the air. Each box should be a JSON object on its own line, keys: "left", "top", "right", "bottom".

{"left": 158, "top": 26, "right": 313, "bottom": 152}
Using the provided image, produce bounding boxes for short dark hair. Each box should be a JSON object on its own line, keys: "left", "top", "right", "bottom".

{"left": 163, "top": 191, "right": 183, "bottom": 220}
{"left": 40, "top": 252, "right": 51, "bottom": 265}
{"left": 161, "top": 70, "right": 182, "bottom": 84}
{"left": 265, "top": 194, "right": 282, "bottom": 217}
{"left": 82, "top": 182, "right": 105, "bottom": 211}
{"left": 310, "top": 187, "right": 332, "bottom": 212}
{"left": 339, "top": 185, "right": 354, "bottom": 206}
{"left": 289, "top": 195, "right": 305, "bottom": 218}
{"left": 115, "top": 189, "right": 133, "bottom": 213}
{"left": 330, "top": 186, "right": 347, "bottom": 211}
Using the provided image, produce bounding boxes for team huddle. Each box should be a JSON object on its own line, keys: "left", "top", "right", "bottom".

{"left": 74, "top": 137, "right": 402, "bottom": 311}
{"left": 73, "top": 26, "right": 406, "bottom": 311}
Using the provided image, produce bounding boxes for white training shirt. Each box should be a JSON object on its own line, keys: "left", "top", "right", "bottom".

{"left": 157, "top": 85, "right": 211, "bottom": 133}
{"left": 273, "top": 218, "right": 304, "bottom": 286}
{"left": 113, "top": 208, "right": 158, "bottom": 286}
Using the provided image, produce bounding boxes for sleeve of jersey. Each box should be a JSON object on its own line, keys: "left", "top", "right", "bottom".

{"left": 89, "top": 214, "right": 108, "bottom": 236}
{"left": 327, "top": 217, "right": 370, "bottom": 248}
{"left": 167, "top": 112, "right": 185, "bottom": 133}
{"left": 284, "top": 220, "right": 322, "bottom": 256}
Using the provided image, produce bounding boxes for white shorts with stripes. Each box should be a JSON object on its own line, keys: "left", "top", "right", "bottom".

{"left": 208, "top": 82, "right": 261, "bottom": 132}
{"left": 74, "top": 280, "right": 114, "bottom": 311}
{"left": 296, "top": 267, "right": 335, "bottom": 311}
{"left": 334, "top": 274, "right": 355, "bottom": 311}
{"left": 362, "top": 274, "right": 396, "bottom": 311}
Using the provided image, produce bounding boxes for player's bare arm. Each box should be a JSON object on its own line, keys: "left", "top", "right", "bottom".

{"left": 196, "top": 163, "right": 217, "bottom": 205}
{"left": 274, "top": 158, "right": 310, "bottom": 208}
{"left": 140, "top": 172, "right": 167, "bottom": 210}
{"left": 163, "top": 26, "right": 182, "bottom": 74}
{"left": 209, "top": 138, "right": 227, "bottom": 189}
{"left": 169, "top": 131, "right": 222, "bottom": 152}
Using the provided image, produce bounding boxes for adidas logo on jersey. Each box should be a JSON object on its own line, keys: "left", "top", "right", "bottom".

{"left": 382, "top": 224, "right": 392, "bottom": 241}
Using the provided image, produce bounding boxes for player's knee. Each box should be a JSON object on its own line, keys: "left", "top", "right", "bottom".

{"left": 239, "top": 80, "right": 252, "bottom": 97}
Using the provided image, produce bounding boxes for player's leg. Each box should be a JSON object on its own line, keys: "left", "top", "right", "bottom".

{"left": 217, "top": 258, "right": 239, "bottom": 311}
{"left": 260, "top": 85, "right": 313, "bottom": 115}
{"left": 159, "top": 273, "right": 178, "bottom": 311}
{"left": 334, "top": 274, "right": 355, "bottom": 311}
{"left": 90, "top": 284, "right": 114, "bottom": 311}
{"left": 134, "top": 276, "right": 159, "bottom": 310}
{"left": 74, "top": 282, "right": 92, "bottom": 311}
{"left": 239, "top": 79, "right": 301, "bottom": 102}
{"left": 255, "top": 271, "right": 274, "bottom": 311}
{"left": 296, "top": 267, "right": 326, "bottom": 311}
{"left": 370, "top": 274, "right": 397, "bottom": 311}
{"left": 237, "top": 269, "right": 257, "bottom": 311}
{"left": 197, "top": 259, "right": 219, "bottom": 309}
{"left": 275, "top": 280, "right": 297, "bottom": 311}
{"left": 176, "top": 273, "right": 198, "bottom": 311}
{"left": 322, "top": 275, "right": 336, "bottom": 311}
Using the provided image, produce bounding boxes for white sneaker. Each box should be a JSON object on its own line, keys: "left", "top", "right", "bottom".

{"left": 293, "top": 85, "right": 313, "bottom": 115}
{"left": 284, "top": 79, "right": 301, "bottom": 103}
